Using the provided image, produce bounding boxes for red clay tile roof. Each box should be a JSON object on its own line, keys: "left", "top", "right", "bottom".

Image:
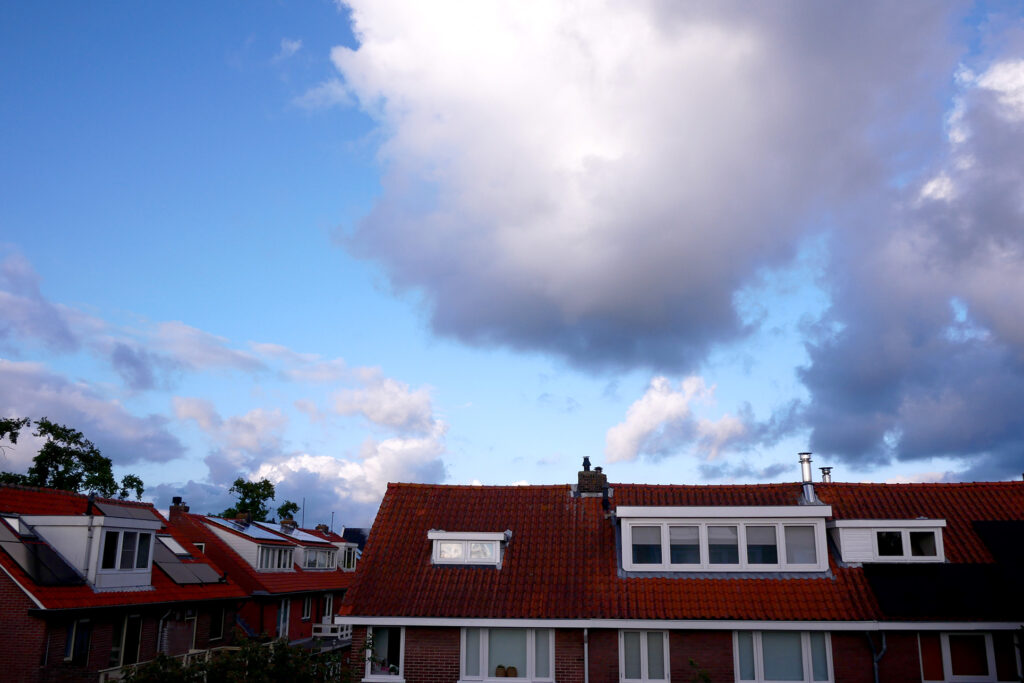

{"left": 341, "top": 481, "right": 1024, "bottom": 622}
{"left": 170, "top": 512, "right": 354, "bottom": 597}
{"left": 0, "top": 484, "right": 247, "bottom": 610}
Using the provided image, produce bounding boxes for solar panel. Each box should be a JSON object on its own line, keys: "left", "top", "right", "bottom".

{"left": 95, "top": 502, "right": 160, "bottom": 522}
{"left": 187, "top": 562, "right": 222, "bottom": 582}
{"left": 258, "top": 522, "right": 327, "bottom": 544}
{"left": 205, "top": 516, "right": 285, "bottom": 541}
{"left": 0, "top": 540, "right": 84, "bottom": 586}
{"left": 157, "top": 561, "right": 205, "bottom": 584}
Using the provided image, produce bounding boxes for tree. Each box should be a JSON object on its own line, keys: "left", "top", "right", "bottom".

{"left": 0, "top": 417, "right": 145, "bottom": 500}
{"left": 220, "top": 478, "right": 276, "bottom": 521}
{"left": 277, "top": 500, "right": 299, "bottom": 521}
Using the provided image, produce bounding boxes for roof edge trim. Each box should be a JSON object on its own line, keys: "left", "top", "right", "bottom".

{"left": 616, "top": 505, "right": 833, "bottom": 519}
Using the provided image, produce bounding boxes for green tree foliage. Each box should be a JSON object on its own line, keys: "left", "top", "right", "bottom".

{"left": 220, "top": 477, "right": 276, "bottom": 521}
{"left": 121, "top": 638, "right": 348, "bottom": 683}
{"left": 0, "top": 417, "right": 144, "bottom": 500}
{"left": 277, "top": 499, "right": 299, "bottom": 520}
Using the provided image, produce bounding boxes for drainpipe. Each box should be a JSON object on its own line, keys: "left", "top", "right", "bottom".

{"left": 157, "top": 609, "right": 172, "bottom": 654}
{"left": 583, "top": 628, "right": 589, "bottom": 683}
{"left": 83, "top": 493, "right": 97, "bottom": 582}
{"left": 866, "top": 632, "right": 887, "bottom": 683}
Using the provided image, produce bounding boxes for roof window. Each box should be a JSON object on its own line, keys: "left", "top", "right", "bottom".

{"left": 428, "top": 530, "right": 509, "bottom": 567}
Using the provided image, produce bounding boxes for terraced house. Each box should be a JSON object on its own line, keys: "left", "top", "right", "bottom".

{"left": 339, "top": 456, "right": 1024, "bottom": 683}
{"left": 0, "top": 485, "right": 246, "bottom": 682}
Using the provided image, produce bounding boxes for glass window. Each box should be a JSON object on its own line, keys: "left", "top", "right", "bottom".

{"left": 785, "top": 526, "right": 817, "bottom": 565}
{"left": 120, "top": 532, "right": 137, "bottom": 569}
{"left": 438, "top": 541, "right": 464, "bottom": 560}
{"left": 368, "top": 627, "right": 403, "bottom": 677}
{"left": 877, "top": 531, "right": 903, "bottom": 556}
{"left": 461, "top": 628, "right": 553, "bottom": 680}
{"left": 470, "top": 542, "right": 495, "bottom": 560}
{"left": 64, "top": 619, "right": 91, "bottom": 665}
{"left": 534, "top": 629, "right": 551, "bottom": 679}
{"left": 210, "top": 608, "right": 224, "bottom": 641}
{"left": 669, "top": 525, "right": 700, "bottom": 564}
{"left": 762, "top": 632, "right": 803, "bottom": 680}
{"left": 809, "top": 632, "right": 828, "bottom": 681}
{"left": 489, "top": 629, "right": 527, "bottom": 677}
{"left": 708, "top": 526, "right": 739, "bottom": 564}
{"left": 621, "top": 630, "right": 668, "bottom": 682}
{"left": 948, "top": 634, "right": 988, "bottom": 677}
{"left": 735, "top": 631, "right": 832, "bottom": 683}
{"left": 302, "top": 597, "right": 312, "bottom": 619}
{"left": 464, "top": 628, "right": 481, "bottom": 677}
{"left": 909, "top": 531, "right": 937, "bottom": 557}
{"left": 102, "top": 530, "right": 119, "bottom": 569}
{"left": 746, "top": 526, "right": 778, "bottom": 565}
{"left": 632, "top": 526, "right": 662, "bottom": 564}
{"left": 737, "top": 632, "right": 756, "bottom": 680}
{"left": 135, "top": 533, "right": 151, "bottom": 569}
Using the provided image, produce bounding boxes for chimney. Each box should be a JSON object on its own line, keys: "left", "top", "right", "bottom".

{"left": 235, "top": 512, "right": 252, "bottom": 525}
{"left": 315, "top": 523, "right": 330, "bottom": 534}
{"left": 169, "top": 496, "right": 190, "bottom": 522}
{"left": 281, "top": 517, "right": 298, "bottom": 531}
{"left": 799, "top": 452, "right": 818, "bottom": 504}
{"left": 578, "top": 458, "right": 607, "bottom": 494}
{"left": 819, "top": 467, "right": 833, "bottom": 484}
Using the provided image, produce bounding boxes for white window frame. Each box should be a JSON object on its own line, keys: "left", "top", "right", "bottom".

{"left": 872, "top": 528, "right": 944, "bottom": 562}
{"left": 209, "top": 607, "right": 225, "bottom": 641}
{"left": 460, "top": 627, "right": 555, "bottom": 682}
{"left": 919, "top": 632, "right": 1001, "bottom": 682}
{"left": 428, "top": 530, "right": 506, "bottom": 567}
{"left": 365, "top": 626, "right": 405, "bottom": 681}
{"left": 110, "top": 613, "right": 142, "bottom": 667}
{"left": 64, "top": 618, "right": 91, "bottom": 665}
{"left": 341, "top": 546, "right": 358, "bottom": 570}
{"left": 277, "top": 598, "right": 290, "bottom": 640}
{"left": 303, "top": 548, "right": 337, "bottom": 569}
{"left": 323, "top": 593, "right": 334, "bottom": 620}
{"left": 258, "top": 545, "right": 295, "bottom": 571}
{"left": 302, "top": 596, "right": 312, "bottom": 620}
{"left": 99, "top": 529, "right": 154, "bottom": 572}
{"left": 619, "top": 630, "right": 670, "bottom": 683}
{"left": 734, "top": 631, "right": 833, "bottom": 683}
{"left": 194, "top": 542, "right": 206, "bottom": 554}
{"left": 622, "top": 519, "right": 827, "bottom": 572}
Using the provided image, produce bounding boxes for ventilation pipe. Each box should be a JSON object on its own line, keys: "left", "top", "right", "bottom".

{"left": 799, "top": 453, "right": 818, "bottom": 504}
{"left": 820, "top": 467, "right": 833, "bottom": 484}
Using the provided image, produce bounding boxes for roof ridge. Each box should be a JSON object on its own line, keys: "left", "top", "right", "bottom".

{"left": 0, "top": 482, "right": 157, "bottom": 508}
{"left": 387, "top": 482, "right": 571, "bottom": 490}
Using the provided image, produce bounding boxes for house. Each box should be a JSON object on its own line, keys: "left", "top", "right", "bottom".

{"left": 167, "top": 498, "right": 357, "bottom": 647}
{"left": 0, "top": 484, "right": 246, "bottom": 683}
{"left": 338, "top": 456, "right": 1024, "bottom": 683}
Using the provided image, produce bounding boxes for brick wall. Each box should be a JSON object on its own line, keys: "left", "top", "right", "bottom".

{"left": 403, "top": 626, "right": 461, "bottom": 683}
{"left": 554, "top": 629, "right": 584, "bottom": 683}
{"left": 0, "top": 569, "right": 46, "bottom": 682}
{"left": 670, "top": 630, "right": 734, "bottom": 683}
{"left": 587, "top": 628, "right": 620, "bottom": 683}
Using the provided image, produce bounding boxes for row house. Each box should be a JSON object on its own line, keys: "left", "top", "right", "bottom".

{"left": 168, "top": 498, "right": 356, "bottom": 646}
{"left": 0, "top": 484, "right": 246, "bottom": 682}
{"left": 339, "top": 456, "right": 1024, "bottom": 683}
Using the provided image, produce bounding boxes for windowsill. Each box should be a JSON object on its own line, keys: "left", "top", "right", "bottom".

{"left": 362, "top": 677, "right": 405, "bottom": 683}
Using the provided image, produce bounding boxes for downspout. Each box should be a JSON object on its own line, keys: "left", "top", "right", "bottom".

{"left": 583, "top": 628, "right": 589, "bottom": 683}
{"left": 157, "top": 609, "right": 172, "bottom": 654}
{"left": 83, "top": 493, "right": 96, "bottom": 582}
{"left": 865, "top": 632, "right": 887, "bottom": 683}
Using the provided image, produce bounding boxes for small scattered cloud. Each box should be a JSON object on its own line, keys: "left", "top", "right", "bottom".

{"left": 606, "top": 376, "right": 748, "bottom": 463}
{"left": 294, "top": 79, "right": 351, "bottom": 109}
{"left": 0, "top": 250, "right": 79, "bottom": 352}
{"left": 153, "top": 322, "right": 265, "bottom": 373}
{"left": 274, "top": 38, "right": 303, "bottom": 62}
{"left": 334, "top": 372, "right": 435, "bottom": 434}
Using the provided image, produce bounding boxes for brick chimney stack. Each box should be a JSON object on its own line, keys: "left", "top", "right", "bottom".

{"left": 281, "top": 517, "right": 298, "bottom": 530}
{"left": 578, "top": 458, "right": 608, "bottom": 494}
{"left": 315, "top": 523, "right": 330, "bottom": 533}
{"left": 169, "top": 496, "right": 190, "bottom": 522}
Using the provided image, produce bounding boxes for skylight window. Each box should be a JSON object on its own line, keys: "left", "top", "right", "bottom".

{"left": 157, "top": 535, "right": 190, "bottom": 557}
{"left": 428, "top": 530, "right": 508, "bottom": 567}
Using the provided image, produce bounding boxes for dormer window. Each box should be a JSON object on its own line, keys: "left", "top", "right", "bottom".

{"left": 828, "top": 520, "right": 945, "bottom": 563}
{"left": 100, "top": 530, "right": 152, "bottom": 571}
{"left": 258, "top": 545, "right": 294, "bottom": 570}
{"left": 303, "top": 548, "right": 336, "bottom": 569}
{"left": 428, "top": 530, "right": 507, "bottom": 567}
{"left": 618, "top": 506, "right": 831, "bottom": 573}
{"left": 340, "top": 546, "right": 358, "bottom": 570}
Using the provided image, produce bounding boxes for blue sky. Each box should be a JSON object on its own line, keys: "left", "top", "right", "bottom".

{"left": 3, "top": 2, "right": 1024, "bottom": 527}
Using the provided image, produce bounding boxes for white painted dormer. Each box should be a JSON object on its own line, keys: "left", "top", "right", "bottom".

{"left": 23, "top": 513, "right": 161, "bottom": 589}
{"left": 828, "top": 519, "right": 946, "bottom": 563}
{"left": 617, "top": 505, "right": 832, "bottom": 573}
{"left": 428, "top": 530, "right": 509, "bottom": 567}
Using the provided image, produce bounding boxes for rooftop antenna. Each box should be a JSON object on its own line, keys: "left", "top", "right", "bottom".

{"left": 301, "top": 497, "right": 306, "bottom": 528}
{"left": 331, "top": 511, "right": 335, "bottom": 534}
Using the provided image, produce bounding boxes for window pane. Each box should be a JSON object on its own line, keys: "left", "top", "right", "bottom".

{"left": 785, "top": 526, "right": 817, "bottom": 564}
{"left": 762, "top": 632, "right": 804, "bottom": 681}
{"left": 371, "top": 627, "right": 402, "bottom": 675}
{"left": 877, "top": 531, "right": 903, "bottom": 556}
{"left": 122, "top": 615, "right": 142, "bottom": 665}
{"left": 102, "top": 531, "right": 119, "bottom": 569}
{"left": 439, "top": 541, "right": 464, "bottom": 560}
{"left": 708, "top": 526, "right": 739, "bottom": 564}
{"left": 809, "top": 632, "right": 828, "bottom": 681}
{"left": 910, "top": 531, "right": 936, "bottom": 557}
{"left": 136, "top": 534, "right": 150, "bottom": 569}
{"left": 669, "top": 526, "right": 700, "bottom": 564}
{"left": 464, "top": 628, "right": 480, "bottom": 677}
{"left": 632, "top": 526, "right": 662, "bottom": 565}
{"left": 120, "top": 532, "right": 137, "bottom": 569}
{"left": 535, "top": 629, "right": 551, "bottom": 678}
{"left": 737, "top": 632, "right": 755, "bottom": 680}
{"left": 489, "top": 629, "right": 527, "bottom": 677}
{"left": 623, "top": 632, "right": 642, "bottom": 680}
{"left": 747, "top": 526, "right": 778, "bottom": 564}
{"left": 647, "top": 632, "right": 665, "bottom": 680}
{"left": 948, "top": 634, "right": 988, "bottom": 676}
{"left": 470, "top": 542, "right": 495, "bottom": 560}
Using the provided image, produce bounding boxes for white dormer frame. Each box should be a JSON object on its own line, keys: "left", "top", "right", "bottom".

{"left": 828, "top": 519, "right": 946, "bottom": 563}
{"left": 428, "top": 530, "right": 507, "bottom": 567}
{"left": 617, "top": 507, "right": 831, "bottom": 573}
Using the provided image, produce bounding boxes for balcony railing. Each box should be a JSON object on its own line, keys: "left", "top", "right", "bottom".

{"left": 97, "top": 646, "right": 241, "bottom": 681}
{"left": 312, "top": 615, "right": 351, "bottom": 640}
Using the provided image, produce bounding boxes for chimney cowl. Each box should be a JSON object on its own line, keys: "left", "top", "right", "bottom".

{"left": 172, "top": 496, "right": 182, "bottom": 506}
{"left": 582, "top": 456, "right": 591, "bottom": 472}
{"left": 578, "top": 460, "right": 607, "bottom": 494}
{"left": 819, "top": 466, "right": 833, "bottom": 484}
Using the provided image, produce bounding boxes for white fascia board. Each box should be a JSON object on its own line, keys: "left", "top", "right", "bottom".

{"left": 427, "top": 530, "right": 507, "bottom": 541}
{"left": 615, "top": 506, "right": 832, "bottom": 519}
{"left": 828, "top": 519, "right": 947, "bottom": 528}
{"left": 337, "top": 616, "right": 1023, "bottom": 632}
